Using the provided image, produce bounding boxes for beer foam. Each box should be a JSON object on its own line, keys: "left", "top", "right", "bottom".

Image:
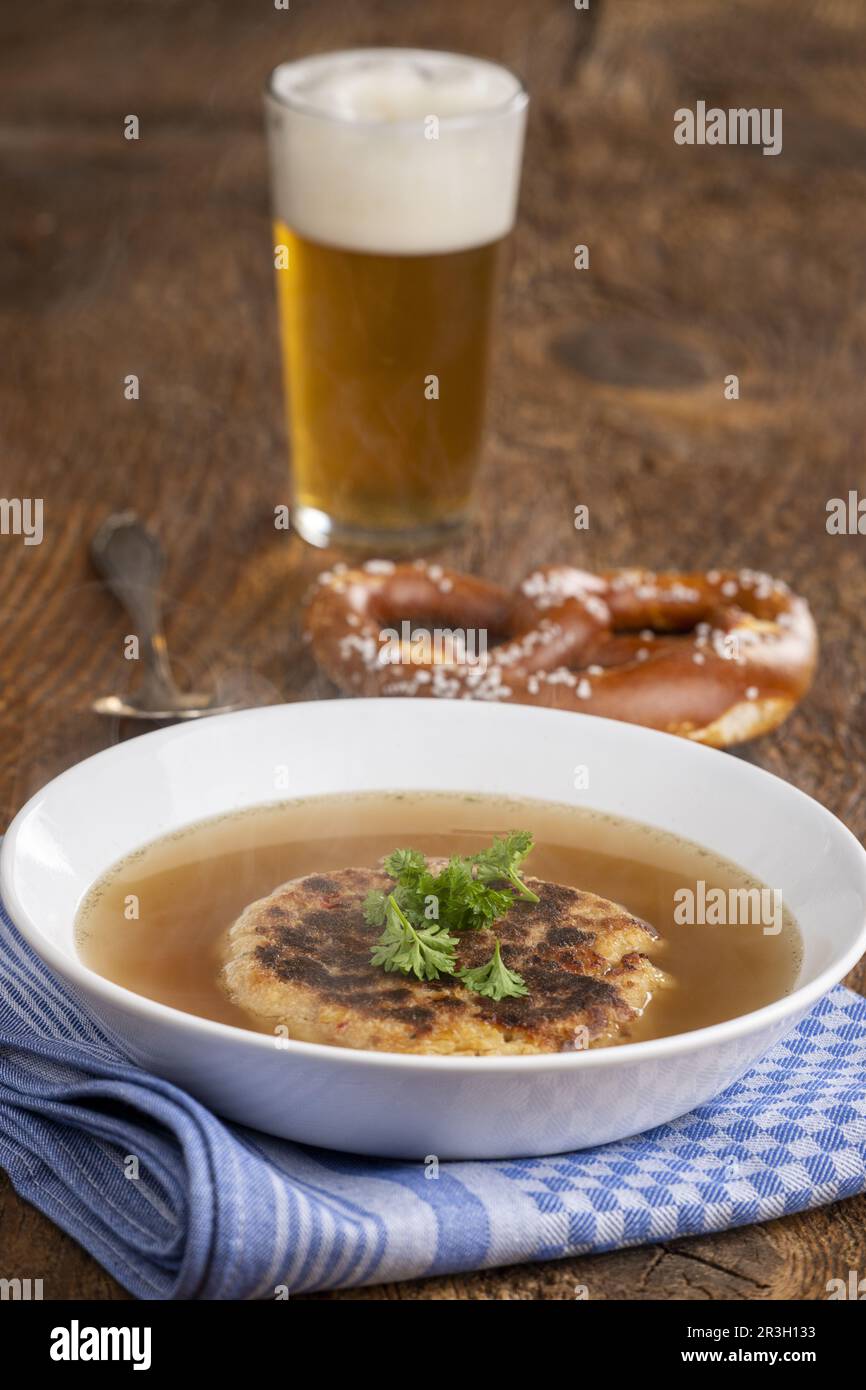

{"left": 266, "top": 49, "right": 527, "bottom": 255}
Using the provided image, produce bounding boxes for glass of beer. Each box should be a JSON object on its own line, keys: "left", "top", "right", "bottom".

{"left": 265, "top": 49, "right": 528, "bottom": 549}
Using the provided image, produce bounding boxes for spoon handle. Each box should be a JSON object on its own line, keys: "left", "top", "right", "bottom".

{"left": 90, "top": 512, "right": 180, "bottom": 699}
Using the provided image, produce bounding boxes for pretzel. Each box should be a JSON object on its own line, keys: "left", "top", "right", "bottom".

{"left": 305, "top": 560, "right": 817, "bottom": 747}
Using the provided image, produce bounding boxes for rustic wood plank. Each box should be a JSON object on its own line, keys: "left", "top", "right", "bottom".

{"left": 1, "top": 0, "right": 864, "bottom": 1299}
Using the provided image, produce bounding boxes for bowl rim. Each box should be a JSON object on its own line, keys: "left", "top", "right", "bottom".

{"left": 3, "top": 698, "right": 865, "bottom": 1074}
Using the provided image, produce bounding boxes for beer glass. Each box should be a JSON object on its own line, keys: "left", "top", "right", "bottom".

{"left": 265, "top": 49, "right": 528, "bottom": 549}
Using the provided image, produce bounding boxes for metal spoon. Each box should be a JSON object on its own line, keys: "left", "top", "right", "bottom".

{"left": 90, "top": 512, "right": 244, "bottom": 721}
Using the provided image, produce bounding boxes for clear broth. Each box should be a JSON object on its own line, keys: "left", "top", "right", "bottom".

{"left": 75, "top": 792, "right": 801, "bottom": 1047}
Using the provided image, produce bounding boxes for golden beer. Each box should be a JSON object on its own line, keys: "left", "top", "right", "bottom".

{"left": 275, "top": 223, "right": 502, "bottom": 534}
{"left": 266, "top": 50, "right": 527, "bottom": 547}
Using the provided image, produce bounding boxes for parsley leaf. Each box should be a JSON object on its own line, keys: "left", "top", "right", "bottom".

{"left": 362, "top": 889, "right": 389, "bottom": 928}
{"left": 383, "top": 848, "right": 428, "bottom": 882}
{"left": 430, "top": 856, "right": 512, "bottom": 932}
{"left": 472, "top": 831, "right": 539, "bottom": 902}
{"left": 369, "top": 894, "right": 458, "bottom": 981}
{"left": 458, "top": 939, "right": 529, "bottom": 1001}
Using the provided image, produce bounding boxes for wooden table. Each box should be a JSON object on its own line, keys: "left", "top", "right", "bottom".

{"left": 1, "top": 0, "right": 864, "bottom": 1300}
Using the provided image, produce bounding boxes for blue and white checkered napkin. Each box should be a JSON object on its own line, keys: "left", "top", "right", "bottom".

{"left": 1, "top": 898, "right": 865, "bottom": 1300}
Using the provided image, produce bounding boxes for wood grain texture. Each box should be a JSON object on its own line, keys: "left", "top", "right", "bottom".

{"left": 0, "top": 0, "right": 864, "bottom": 1300}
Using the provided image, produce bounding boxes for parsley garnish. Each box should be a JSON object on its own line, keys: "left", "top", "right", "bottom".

{"left": 364, "top": 832, "right": 536, "bottom": 1000}
{"left": 472, "top": 831, "right": 540, "bottom": 902}
{"left": 458, "top": 939, "right": 529, "bottom": 1000}
{"left": 367, "top": 894, "right": 458, "bottom": 981}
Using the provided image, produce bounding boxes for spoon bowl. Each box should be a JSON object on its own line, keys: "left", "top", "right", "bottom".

{"left": 90, "top": 512, "right": 247, "bottom": 722}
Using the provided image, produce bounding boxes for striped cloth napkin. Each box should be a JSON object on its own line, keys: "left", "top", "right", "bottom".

{"left": 1, "top": 897, "right": 865, "bottom": 1299}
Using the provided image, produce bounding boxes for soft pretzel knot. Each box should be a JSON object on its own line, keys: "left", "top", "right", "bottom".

{"left": 306, "top": 560, "right": 817, "bottom": 747}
